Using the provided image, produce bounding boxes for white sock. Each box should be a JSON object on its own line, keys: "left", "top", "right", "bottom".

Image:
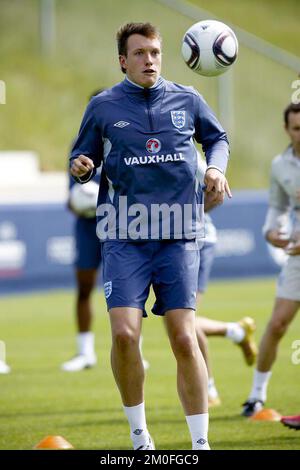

{"left": 186, "top": 413, "right": 210, "bottom": 450}
{"left": 249, "top": 369, "right": 272, "bottom": 402}
{"left": 77, "top": 332, "right": 95, "bottom": 357}
{"left": 208, "top": 378, "right": 219, "bottom": 400}
{"left": 225, "top": 323, "right": 245, "bottom": 343}
{"left": 123, "top": 402, "right": 148, "bottom": 449}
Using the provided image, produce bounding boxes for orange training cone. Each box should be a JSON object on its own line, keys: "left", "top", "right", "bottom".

{"left": 250, "top": 408, "right": 282, "bottom": 422}
{"left": 34, "top": 435, "right": 74, "bottom": 450}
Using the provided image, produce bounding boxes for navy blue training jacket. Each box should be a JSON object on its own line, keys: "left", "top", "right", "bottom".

{"left": 70, "top": 76, "right": 229, "bottom": 241}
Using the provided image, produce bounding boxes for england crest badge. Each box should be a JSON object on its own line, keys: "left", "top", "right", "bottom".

{"left": 104, "top": 281, "right": 112, "bottom": 299}
{"left": 171, "top": 110, "right": 186, "bottom": 129}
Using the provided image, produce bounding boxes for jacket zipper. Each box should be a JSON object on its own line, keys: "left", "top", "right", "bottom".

{"left": 144, "top": 90, "right": 154, "bottom": 131}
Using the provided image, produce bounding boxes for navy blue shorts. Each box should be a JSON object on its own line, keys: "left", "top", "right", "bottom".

{"left": 197, "top": 242, "right": 216, "bottom": 293}
{"left": 74, "top": 217, "right": 102, "bottom": 270}
{"left": 102, "top": 240, "right": 200, "bottom": 317}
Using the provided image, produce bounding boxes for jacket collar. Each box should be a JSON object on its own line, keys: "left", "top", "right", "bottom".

{"left": 122, "top": 76, "right": 165, "bottom": 103}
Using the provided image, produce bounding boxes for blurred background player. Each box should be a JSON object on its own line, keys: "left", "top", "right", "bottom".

{"left": 62, "top": 89, "right": 149, "bottom": 372}
{"left": 242, "top": 103, "right": 300, "bottom": 416}
{"left": 61, "top": 89, "right": 104, "bottom": 371}
{"left": 61, "top": 173, "right": 101, "bottom": 372}
{"left": 194, "top": 157, "right": 257, "bottom": 406}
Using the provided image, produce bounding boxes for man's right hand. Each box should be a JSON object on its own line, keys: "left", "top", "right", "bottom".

{"left": 70, "top": 155, "right": 94, "bottom": 178}
{"left": 266, "top": 229, "right": 290, "bottom": 248}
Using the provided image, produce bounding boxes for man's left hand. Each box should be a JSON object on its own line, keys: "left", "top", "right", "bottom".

{"left": 204, "top": 168, "right": 232, "bottom": 206}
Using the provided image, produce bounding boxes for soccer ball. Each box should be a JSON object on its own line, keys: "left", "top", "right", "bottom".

{"left": 69, "top": 181, "right": 99, "bottom": 218}
{"left": 181, "top": 20, "right": 238, "bottom": 77}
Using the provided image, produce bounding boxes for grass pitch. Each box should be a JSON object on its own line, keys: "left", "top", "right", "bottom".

{"left": 0, "top": 278, "right": 299, "bottom": 450}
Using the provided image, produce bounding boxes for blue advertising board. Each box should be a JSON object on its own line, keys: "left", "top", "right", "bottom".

{"left": 0, "top": 191, "right": 284, "bottom": 295}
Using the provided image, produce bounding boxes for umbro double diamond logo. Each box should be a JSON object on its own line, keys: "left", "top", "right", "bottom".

{"left": 114, "top": 121, "right": 130, "bottom": 128}
{"left": 197, "top": 438, "right": 207, "bottom": 445}
{"left": 133, "top": 429, "right": 143, "bottom": 435}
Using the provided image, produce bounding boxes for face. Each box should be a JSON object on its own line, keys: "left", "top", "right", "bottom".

{"left": 285, "top": 112, "right": 300, "bottom": 151}
{"left": 119, "top": 34, "right": 162, "bottom": 88}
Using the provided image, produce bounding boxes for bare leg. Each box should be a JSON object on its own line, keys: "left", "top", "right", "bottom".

{"left": 195, "top": 292, "right": 227, "bottom": 336}
{"left": 76, "top": 269, "right": 98, "bottom": 332}
{"left": 61, "top": 269, "right": 98, "bottom": 371}
{"left": 257, "top": 297, "right": 299, "bottom": 372}
{"left": 109, "top": 307, "right": 144, "bottom": 406}
{"left": 195, "top": 324, "right": 213, "bottom": 378}
{"left": 195, "top": 293, "right": 213, "bottom": 378}
{"left": 195, "top": 293, "right": 220, "bottom": 406}
{"left": 164, "top": 308, "right": 208, "bottom": 415}
{"left": 197, "top": 317, "right": 227, "bottom": 336}
{"left": 243, "top": 298, "right": 300, "bottom": 412}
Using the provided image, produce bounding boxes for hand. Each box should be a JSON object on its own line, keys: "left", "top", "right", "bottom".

{"left": 70, "top": 155, "right": 94, "bottom": 178}
{"left": 204, "top": 168, "right": 232, "bottom": 206}
{"left": 204, "top": 188, "right": 220, "bottom": 212}
{"left": 285, "top": 232, "right": 300, "bottom": 255}
{"left": 266, "top": 229, "right": 290, "bottom": 248}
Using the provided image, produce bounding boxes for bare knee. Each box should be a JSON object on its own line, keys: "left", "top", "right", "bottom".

{"left": 172, "top": 332, "right": 198, "bottom": 359}
{"left": 113, "top": 328, "right": 140, "bottom": 351}
{"left": 266, "top": 298, "right": 299, "bottom": 341}
{"left": 267, "top": 318, "right": 289, "bottom": 340}
{"left": 78, "top": 283, "right": 93, "bottom": 301}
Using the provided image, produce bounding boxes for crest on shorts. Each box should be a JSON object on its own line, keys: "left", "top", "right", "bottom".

{"left": 104, "top": 281, "right": 112, "bottom": 298}
{"left": 171, "top": 110, "right": 186, "bottom": 129}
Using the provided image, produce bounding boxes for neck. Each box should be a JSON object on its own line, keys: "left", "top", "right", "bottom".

{"left": 125, "top": 75, "right": 160, "bottom": 89}
{"left": 125, "top": 76, "right": 144, "bottom": 89}
{"left": 292, "top": 145, "right": 300, "bottom": 158}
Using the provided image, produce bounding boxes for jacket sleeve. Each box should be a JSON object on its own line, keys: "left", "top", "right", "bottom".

{"left": 193, "top": 91, "right": 229, "bottom": 173}
{"left": 69, "top": 99, "right": 103, "bottom": 183}
{"left": 262, "top": 161, "right": 290, "bottom": 237}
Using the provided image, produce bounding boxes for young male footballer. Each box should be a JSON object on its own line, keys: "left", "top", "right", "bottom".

{"left": 70, "top": 22, "right": 231, "bottom": 450}
{"left": 242, "top": 103, "right": 300, "bottom": 417}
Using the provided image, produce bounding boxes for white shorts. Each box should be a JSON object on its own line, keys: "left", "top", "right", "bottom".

{"left": 277, "top": 255, "right": 300, "bottom": 301}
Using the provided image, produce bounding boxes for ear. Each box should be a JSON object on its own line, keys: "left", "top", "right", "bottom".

{"left": 119, "top": 55, "right": 127, "bottom": 71}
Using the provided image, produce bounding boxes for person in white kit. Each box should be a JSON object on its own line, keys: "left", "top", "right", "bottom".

{"left": 242, "top": 102, "right": 300, "bottom": 416}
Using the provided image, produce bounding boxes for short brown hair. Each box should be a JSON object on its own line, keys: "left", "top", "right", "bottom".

{"left": 116, "top": 22, "right": 161, "bottom": 73}
{"left": 284, "top": 102, "right": 300, "bottom": 126}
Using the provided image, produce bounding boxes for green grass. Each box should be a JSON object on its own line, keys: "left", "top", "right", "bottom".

{"left": 189, "top": 0, "right": 300, "bottom": 56}
{"left": 0, "top": 278, "right": 300, "bottom": 450}
{"left": 0, "top": 0, "right": 298, "bottom": 188}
